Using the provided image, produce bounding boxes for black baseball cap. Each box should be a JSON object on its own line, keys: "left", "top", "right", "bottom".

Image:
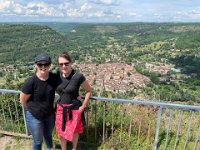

{"left": 34, "top": 54, "right": 51, "bottom": 63}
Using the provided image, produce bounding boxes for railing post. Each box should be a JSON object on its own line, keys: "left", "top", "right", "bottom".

{"left": 102, "top": 101, "right": 106, "bottom": 143}
{"left": 94, "top": 100, "right": 97, "bottom": 143}
{"left": 111, "top": 102, "right": 114, "bottom": 140}
{"left": 194, "top": 125, "right": 200, "bottom": 150}
{"left": 174, "top": 111, "right": 183, "bottom": 150}
{"left": 154, "top": 106, "right": 163, "bottom": 150}
{"left": 22, "top": 106, "right": 30, "bottom": 135}
{"left": 183, "top": 112, "right": 193, "bottom": 150}
{"left": 164, "top": 109, "right": 172, "bottom": 150}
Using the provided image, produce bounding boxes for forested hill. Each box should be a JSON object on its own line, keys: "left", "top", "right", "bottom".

{"left": 1, "top": 23, "right": 200, "bottom": 75}
{"left": 0, "top": 24, "right": 67, "bottom": 64}
{"left": 24, "top": 22, "right": 78, "bottom": 35}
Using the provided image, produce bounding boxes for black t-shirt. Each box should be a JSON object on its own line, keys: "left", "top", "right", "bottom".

{"left": 21, "top": 72, "right": 58, "bottom": 119}
{"left": 56, "top": 69, "right": 86, "bottom": 104}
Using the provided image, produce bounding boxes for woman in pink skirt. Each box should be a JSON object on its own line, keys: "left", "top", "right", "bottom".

{"left": 56, "top": 51, "right": 91, "bottom": 150}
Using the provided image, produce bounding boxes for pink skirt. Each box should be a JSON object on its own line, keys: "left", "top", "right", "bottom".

{"left": 56, "top": 104, "right": 83, "bottom": 141}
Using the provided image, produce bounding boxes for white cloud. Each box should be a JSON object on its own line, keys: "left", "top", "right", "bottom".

{"left": 87, "top": 10, "right": 105, "bottom": 17}
{"left": 58, "top": 2, "right": 82, "bottom": 17}
{"left": 0, "top": 0, "right": 200, "bottom": 22}
{"left": 59, "top": 2, "right": 106, "bottom": 18}
{"left": 14, "top": 5, "right": 23, "bottom": 14}
{"left": 80, "top": 3, "right": 92, "bottom": 12}
{"left": 0, "top": 0, "right": 25, "bottom": 15}
{"left": 37, "top": 0, "right": 74, "bottom": 4}
{"left": 58, "top": 2, "right": 71, "bottom": 10}
{"left": 129, "top": 12, "right": 137, "bottom": 16}
{"left": 0, "top": 0, "right": 63, "bottom": 17}
{"left": 25, "top": 2, "right": 63, "bottom": 17}
{"left": 116, "top": 15, "right": 121, "bottom": 18}
{"left": 89, "top": 0, "right": 119, "bottom": 6}
{"left": 0, "top": 0, "right": 13, "bottom": 10}
{"left": 191, "top": 10, "right": 200, "bottom": 15}
{"left": 26, "top": 2, "right": 47, "bottom": 9}
{"left": 67, "top": 8, "right": 83, "bottom": 17}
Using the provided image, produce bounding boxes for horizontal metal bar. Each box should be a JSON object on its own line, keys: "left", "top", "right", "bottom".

{"left": 1, "top": 89, "right": 200, "bottom": 110}
{"left": 0, "top": 89, "right": 20, "bottom": 94}
{"left": 90, "top": 97, "right": 200, "bottom": 110}
{"left": 0, "top": 89, "right": 59, "bottom": 96}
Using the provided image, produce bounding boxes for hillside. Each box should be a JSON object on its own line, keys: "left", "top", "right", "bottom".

{"left": 65, "top": 23, "right": 200, "bottom": 73}
{"left": 0, "top": 22, "right": 200, "bottom": 102}
{"left": 0, "top": 24, "right": 67, "bottom": 64}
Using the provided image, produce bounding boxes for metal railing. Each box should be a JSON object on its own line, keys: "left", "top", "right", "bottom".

{"left": 0, "top": 89, "right": 200, "bottom": 150}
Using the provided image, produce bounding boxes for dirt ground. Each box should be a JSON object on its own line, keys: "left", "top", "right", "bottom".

{"left": 0, "top": 135, "right": 32, "bottom": 150}
{"left": 0, "top": 135, "right": 95, "bottom": 150}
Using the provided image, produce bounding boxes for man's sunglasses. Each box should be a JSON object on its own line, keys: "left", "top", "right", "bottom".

{"left": 58, "top": 62, "right": 70, "bottom": 67}
{"left": 37, "top": 63, "right": 50, "bottom": 68}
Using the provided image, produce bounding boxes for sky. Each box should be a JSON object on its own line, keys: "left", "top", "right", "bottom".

{"left": 0, "top": 0, "right": 200, "bottom": 23}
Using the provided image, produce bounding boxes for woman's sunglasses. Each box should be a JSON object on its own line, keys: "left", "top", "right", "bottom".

{"left": 37, "top": 63, "right": 50, "bottom": 68}
{"left": 58, "top": 62, "right": 70, "bottom": 67}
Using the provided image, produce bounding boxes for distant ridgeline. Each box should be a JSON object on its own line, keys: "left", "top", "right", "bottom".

{"left": 0, "top": 22, "right": 200, "bottom": 75}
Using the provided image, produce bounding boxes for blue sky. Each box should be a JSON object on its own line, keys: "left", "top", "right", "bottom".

{"left": 0, "top": 0, "right": 200, "bottom": 22}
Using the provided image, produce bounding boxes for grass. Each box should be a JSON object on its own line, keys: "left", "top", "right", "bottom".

{"left": 0, "top": 77, "right": 5, "bottom": 85}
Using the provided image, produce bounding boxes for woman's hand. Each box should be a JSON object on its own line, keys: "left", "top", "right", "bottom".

{"left": 79, "top": 105, "right": 86, "bottom": 113}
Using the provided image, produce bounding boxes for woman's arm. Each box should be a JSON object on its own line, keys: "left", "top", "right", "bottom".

{"left": 79, "top": 80, "right": 91, "bottom": 113}
{"left": 20, "top": 92, "right": 31, "bottom": 108}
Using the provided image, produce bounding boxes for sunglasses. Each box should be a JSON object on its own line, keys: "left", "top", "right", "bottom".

{"left": 37, "top": 63, "right": 50, "bottom": 68}
{"left": 58, "top": 62, "right": 70, "bottom": 67}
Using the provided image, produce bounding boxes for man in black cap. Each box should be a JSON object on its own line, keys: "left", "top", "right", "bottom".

{"left": 20, "top": 53, "right": 58, "bottom": 150}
